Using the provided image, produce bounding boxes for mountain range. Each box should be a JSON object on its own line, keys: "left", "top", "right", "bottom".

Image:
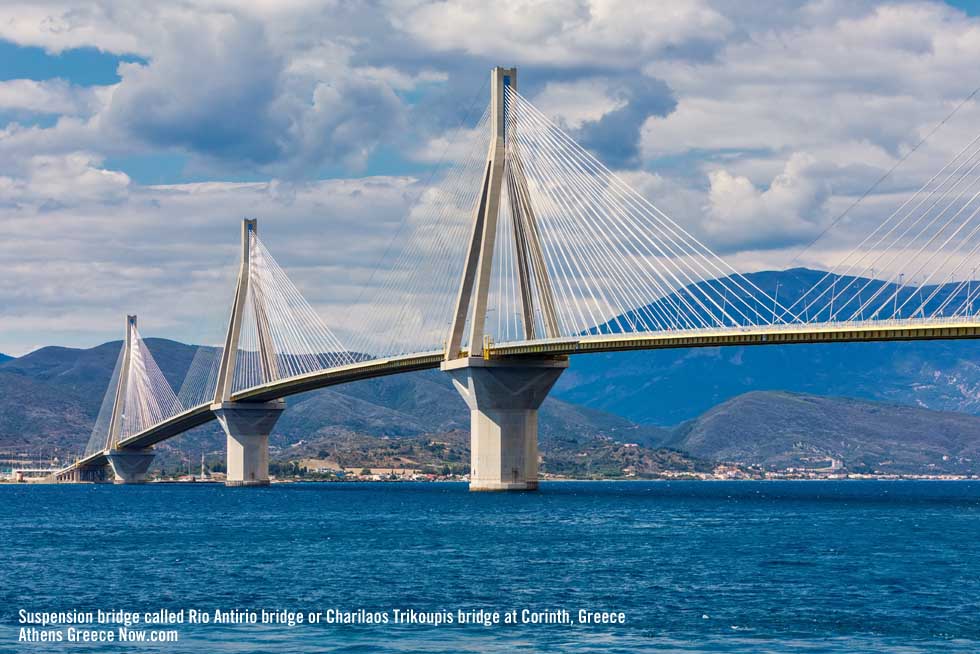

{"left": 2, "top": 269, "right": 979, "bottom": 476}
{"left": 662, "top": 392, "right": 980, "bottom": 474}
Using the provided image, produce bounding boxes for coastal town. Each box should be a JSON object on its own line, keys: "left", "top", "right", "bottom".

{"left": 4, "top": 446, "right": 977, "bottom": 484}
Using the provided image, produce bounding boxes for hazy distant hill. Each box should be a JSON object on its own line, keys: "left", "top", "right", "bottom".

{"left": 660, "top": 391, "right": 980, "bottom": 474}
{"left": 0, "top": 370, "right": 93, "bottom": 450}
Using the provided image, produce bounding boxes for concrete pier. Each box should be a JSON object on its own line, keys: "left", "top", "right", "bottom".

{"left": 56, "top": 464, "right": 108, "bottom": 483}
{"left": 442, "top": 357, "right": 567, "bottom": 491}
{"left": 213, "top": 401, "right": 284, "bottom": 487}
{"left": 106, "top": 449, "right": 154, "bottom": 484}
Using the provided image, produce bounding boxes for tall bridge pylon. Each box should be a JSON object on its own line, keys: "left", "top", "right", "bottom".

{"left": 207, "top": 217, "right": 353, "bottom": 485}
{"left": 443, "top": 67, "right": 567, "bottom": 491}
{"left": 66, "top": 314, "right": 180, "bottom": 483}
{"left": 446, "top": 67, "right": 560, "bottom": 357}
{"left": 212, "top": 219, "right": 285, "bottom": 487}
{"left": 103, "top": 315, "right": 156, "bottom": 483}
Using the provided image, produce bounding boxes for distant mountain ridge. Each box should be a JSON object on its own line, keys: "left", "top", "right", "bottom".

{"left": 0, "top": 338, "right": 672, "bottom": 475}
{"left": 661, "top": 391, "right": 980, "bottom": 474}
{"left": 2, "top": 268, "right": 979, "bottom": 475}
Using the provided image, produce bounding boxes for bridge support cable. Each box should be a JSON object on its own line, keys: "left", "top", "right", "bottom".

{"left": 322, "top": 105, "right": 494, "bottom": 362}
{"left": 234, "top": 233, "right": 354, "bottom": 391}
{"left": 212, "top": 218, "right": 355, "bottom": 485}
{"left": 448, "top": 68, "right": 569, "bottom": 356}
{"left": 120, "top": 322, "right": 184, "bottom": 442}
{"left": 489, "top": 86, "right": 794, "bottom": 340}
{"left": 788, "top": 133, "right": 980, "bottom": 321}
{"left": 438, "top": 67, "right": 572, "bottom": 493}
{"left": 507, "top": 153, "right": 561, "bottom": 338}
{"left": 209, "top": 220, "right": 353, "bottom": 399}
{"left": 83, "top": 315, "right": 183, "bottom": 450}
{"left": 84, "top": 342, "right": 125, "bottom": 457}
{"left": 177, "top": 345, "right": 222, "bottom": 409}
{"left": 784, "top": 128, "right": 980, "bottom": 325}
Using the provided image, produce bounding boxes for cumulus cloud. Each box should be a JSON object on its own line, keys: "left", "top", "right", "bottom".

{"left": 103, "top": 13, "right": 286, "bottom": 165}
{"left": 624, "top": 1, "right": 980, "bottom": 257}
{"left": 642, "top": 2, "right": 980, "bottom": 164}
{"left": 0, "top": 79, "right": 105, "bottom": 116}
{"left": 391, "top": 0, "right": 732, "bottom": 67}
{"left": 0, "top": 1, "right": 149, "bottom": 54}
{"left": 0, "top": 3, "right": 414, "bottom": 176}
{"left": 102, "top": 12, "right": 406, "bottom": 173}
{"left": 531, "top": 79, "right": 624, "bottom": 129}
{"left": 702, "top": 153, "right": 831, "bottom": 252}
{"left": 0, "top": 152, "right": 130, "bottom": 207}
{"left": 576, "top": 76, "right": 675, "bottom": 167}
{"left": 0, "top": 172, "right": 421, "bottom": 355}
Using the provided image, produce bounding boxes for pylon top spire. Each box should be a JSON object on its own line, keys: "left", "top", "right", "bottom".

{"left": 491, "top": 66, "right": 516, "bottom": 142}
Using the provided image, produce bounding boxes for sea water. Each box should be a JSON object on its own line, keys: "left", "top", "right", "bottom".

{"left": 2, "top": 480, "right": 979, "bottom": 653}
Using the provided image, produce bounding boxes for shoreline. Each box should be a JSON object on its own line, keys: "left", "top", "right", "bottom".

{"left": 5, "top": 475, "right": 980, "bottom": 486}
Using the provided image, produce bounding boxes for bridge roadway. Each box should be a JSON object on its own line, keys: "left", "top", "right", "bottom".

{"left": 57, "top": 317, "right": 980, "bottom": 477}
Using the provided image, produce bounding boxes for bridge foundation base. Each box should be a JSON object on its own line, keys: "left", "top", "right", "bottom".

{"left": 214, "top": 401, "right": 284, "bottom": 487}
{"left": 442, "top": 357, "right": 567, "bottom": 492}
{"left": 106, "top": 449, "right": 154, "bottom": 484}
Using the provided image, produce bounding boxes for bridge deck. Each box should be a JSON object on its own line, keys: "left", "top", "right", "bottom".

{"left": 117, "top": 402, "right": 216, "bottom": 450}
{"left": 57, "top": 318, "right": 980, "bottom": 478}
{"left": 491, "top": 319, "right": 980, "bottom": 357}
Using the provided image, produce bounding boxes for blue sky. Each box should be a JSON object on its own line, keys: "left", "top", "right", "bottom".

{"left": 2, "top": 0, "right": 980, "bottom": 355}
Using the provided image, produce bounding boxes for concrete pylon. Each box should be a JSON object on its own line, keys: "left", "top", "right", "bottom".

{"left": 106, "top": 449, "right": 154, "bottom": 484}
{"left": 213, "top": 401, "right": 284, "bottom": 487}
{"left": 443, "top": 357, "right": 568, "bottom": 491}
{"left": 107, "top": 315, "right": 137, "bottom": 451}
{"left": 443, "top": 66, "right": 566, "bottom": 491}
{"left": 445, "top": 66, "right": 558, "bottom": 360}
{"left": 104, "top": 314, "right": 157, "bottom": 483}
{"left": 212, "top": 219, "right": 284, "bottom": 487}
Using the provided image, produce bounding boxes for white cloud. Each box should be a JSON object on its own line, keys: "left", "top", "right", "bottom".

{"left": 0, "top": 3, "right": 418, "bottom": 175}
{"left": 0, "top": 152, "right": 129, "bottom": 205}
{"left": 0, "top": 171, "right": 431, "bottom": 355}
{"left": 355, "top": 66, "right": 448, "bottom": 91}
{"left": 0, "top": 79, "right": 106, "bottom": 116}
{"left": 0, "top": 1, "right": 149, "bottom": 54}
{"left": 703, "top": 153, "right": 830, "bottom": 252}
{"left": 391, "top": 0, "right": 731, "bottom": 67}
{"left": 642, "top": 2, "right": 980, "bottom": 165}
{"left": 621, "top": 1, "right": 980, "bottom": 257}
{"left": 532, "top": 79, "right": 625, "bottom": 130}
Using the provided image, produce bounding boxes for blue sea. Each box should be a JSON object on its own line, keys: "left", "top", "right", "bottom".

{"left": 2, "top": 481, "right": 979, "bottom": 653}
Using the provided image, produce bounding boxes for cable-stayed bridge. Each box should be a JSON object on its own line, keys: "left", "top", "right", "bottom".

{"left": 55, "top": 67, "right": 980, "bottom": 489}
